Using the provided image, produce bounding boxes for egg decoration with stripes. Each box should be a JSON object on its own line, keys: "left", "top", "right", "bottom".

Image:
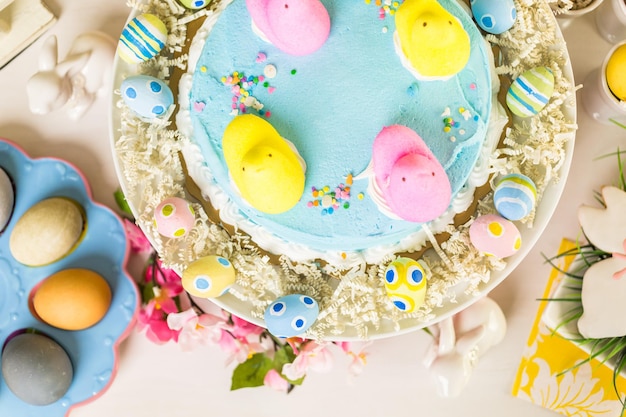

{"left": 264, "top": 294, "right": 319, "bottom": 338}
{"left": 469, "top": 214, "right": 521, "bottom": 258}
{"left": 182, "top": 255, "right": 237, "bottom": 298}
{"left": 383, "top": 257, "right": 428, "bottom": 313}
{"left": 506, "top": 66, "right": 554, "bottom": 117}
{"left": 493, "top": 173, "right": 537, "bottom": 221}
{"left": 118, "top": 13, "right": 168, "bottom": 64}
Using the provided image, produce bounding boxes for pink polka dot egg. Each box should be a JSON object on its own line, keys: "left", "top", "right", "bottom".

{"left": 469, "top": 214, "right": 521, "bottom": 258}
{"left": 153, "top": 197, "right": 195, "bottom": 238}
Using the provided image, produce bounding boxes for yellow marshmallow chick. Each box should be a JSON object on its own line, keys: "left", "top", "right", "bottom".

{"left": 222, "top": 114, "right": 306, "bottom": 214}
{"left": 395, "top": 0, "right": 470, "bottom": 80}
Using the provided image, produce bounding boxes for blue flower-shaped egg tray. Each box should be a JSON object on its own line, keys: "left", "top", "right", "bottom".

{"left": 0, "top": 138, "right": 139, "bottom": 417}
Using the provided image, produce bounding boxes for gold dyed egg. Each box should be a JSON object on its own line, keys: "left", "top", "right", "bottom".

{"left": 33, "top": 268, "right": 112, "bottom": 330}
{"left": 10, "top": 197, "right": 85, "bottom": 266}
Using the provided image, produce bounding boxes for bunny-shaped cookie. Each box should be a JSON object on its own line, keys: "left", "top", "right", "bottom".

{"left": 577, "top": 186, "right": 626, "bottom": 339}
{"left": 423, "top": 296, "right": 506, "bottom": 397}
{"left": 26, "top": 31, "right": 116, "bottom": 120}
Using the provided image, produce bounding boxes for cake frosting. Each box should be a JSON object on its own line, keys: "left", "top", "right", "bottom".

{"left": 178, "top": 0, "right": 501, "bottom": 265}
{"left": 113, "top": 0, "right": 577, "bottom": 339}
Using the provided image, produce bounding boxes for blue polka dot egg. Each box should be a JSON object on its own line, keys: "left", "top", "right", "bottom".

{"left": 264, "top": 294, "right": 319, "bottom": 338}
{"left": 493, "top": 173, "right": 537, "bottom": 221}
{"left": 121, "top": 75, "right": 174, "bottom": 120}
{"left": 470, "top": 0, "right": 516, "bottom": 35}
{"left": 182, "top": 255, "right": 236, "bottom": 298}
{"left": 506, "top": 66, "right": 554, "bottom": 118}
{"left": 383, "top": 257, "right": 428, "bottom": 313}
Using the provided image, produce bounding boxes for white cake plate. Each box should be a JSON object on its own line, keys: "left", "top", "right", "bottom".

{"left": 109, "top": 0, "right": 576, "bottom": 341}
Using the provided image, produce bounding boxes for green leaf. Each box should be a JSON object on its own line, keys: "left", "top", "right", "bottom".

{"left": 231, "top": 353, "right": 274, "bottom": 390}
{"left": 140, "top": 281, "right": 156, "bottom": 304}
{"left": 274, "top": 345, "right": 304, "bottom": 386}
{"left": 114, "top": 189, "right": 133, "bottom": 217}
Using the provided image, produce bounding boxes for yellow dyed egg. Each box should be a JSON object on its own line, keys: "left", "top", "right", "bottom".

{"left": 33, "top": 268, "right": 112, "bottom": 330}
{"left": 606, "top": 44, "right": 626, "bottom": 101}
{"left": 395, "top": 0, "right": 470, "bottom": 78}
{"left": 222, "top": 114, "right": 305, "bottom": 214}
{"left": 182, "top": 255, "right": 236, "bottom": 298}
{"left": 384, "top": 257, "right": 428, "bottom": 313}
{"left": 10, "top": 197, "right": 85, "bottom": 266}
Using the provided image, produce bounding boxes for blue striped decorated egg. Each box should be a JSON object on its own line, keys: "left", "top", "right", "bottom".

{"left": 121, "top": 75, "right": 174, "bottom": 119}
{"left": 118, "top": 13, "right": 167, "bottom": 64}
{"left": 383, "top": 257, "right": 428, "bottom": 313}
{"left": 506, "top": 67, "right": 554, "bottom": 117}
{"left": 493, "top": 173, "right": 537, "bottom": 221}
{"left": 179, "top": 0, "right": 210, "bottom": 9}
{"left": 469, "top": 214, "right": 521, "bottom": 258}
{"left": 182, "top": 255, "right": 236, "bottom": 298}
{"left": 264, "top": 294, "right": 319, "bottom": 338}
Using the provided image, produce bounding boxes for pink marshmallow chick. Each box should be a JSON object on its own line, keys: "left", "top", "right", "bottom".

{"left": 372, "top": 125, "right": 451, "bottom": 223}
{"left": 246, "top": 0, "right": 330, "bottom": 56}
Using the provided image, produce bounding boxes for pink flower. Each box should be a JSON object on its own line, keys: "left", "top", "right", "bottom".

{"left": 212, "top": 325, "right": 271, "bottom": 365}
{"left": 264, "top": 369, "right": 289, "bottom": 393}
{"left": 282, "top": 341, "right": 333, "bottom": 380}
{"left": 343, "top": 342, "right": 370, "bottom": 377}
{"left": 230, "top": 314, "right": 265, "bottom": 339}
{"left": 124, "top": 219, "right": 152, "bottom": 253}
{"left": 137, "top": 305, "right": 179, "bottom": 344}
{"left": 144, "top": 259, "right": 184, "bottom": 296}
{"left": 167, "top": 309, "right": 228, "bottom": 351}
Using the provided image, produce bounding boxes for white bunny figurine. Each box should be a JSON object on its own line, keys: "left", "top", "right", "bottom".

{"left": 26, "top": 31, "right": 116, "bottom": 120}
{"left": 423, "top": 296, "right": 506, "bottom": 398}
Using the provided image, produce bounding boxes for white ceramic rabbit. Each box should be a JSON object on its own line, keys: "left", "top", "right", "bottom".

{"left": 26, "top": 31, "right": 116, "bottom": 120}
{"left": 423, "top": 296, "right": 506, "bottom": 398}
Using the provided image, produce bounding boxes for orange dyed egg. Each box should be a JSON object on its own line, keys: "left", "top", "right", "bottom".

{"left": 33, "top": 269, "right": 112, "bottom": 330}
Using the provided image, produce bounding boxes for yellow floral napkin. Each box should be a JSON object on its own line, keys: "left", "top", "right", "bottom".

{"left": 512, "top": 239, "right": 626, "bottom": 416}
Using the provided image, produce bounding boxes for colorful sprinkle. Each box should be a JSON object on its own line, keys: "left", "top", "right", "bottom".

{"left": 291, "top": 69, "right": 297, "bottom": 75}
{"left": 193, "top": 101, "right": 206, "bottom": 112}
{"left": 264, "top": 64, "right": 277, "bottom": 78}
{"left": 367, "top": 0, "right": 404, "bottom": 19}
{"left": 307, "top": 175, "right": 357, "bottom": 215}
{"left": 256, "top": 52, "right": 267, "bottom": 63}
{"left": 221, "top": 70, "right": 270, "bottom": 117}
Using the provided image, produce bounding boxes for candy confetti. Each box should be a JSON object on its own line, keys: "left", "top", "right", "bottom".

{"left": 221, "top": 71, "right": 271, "bottom": 117}
{"left": 365, "top": 0, "right": 404, "bottom": 19}
{"left": 307, "top": 174, "right": 356, "bottom": 215}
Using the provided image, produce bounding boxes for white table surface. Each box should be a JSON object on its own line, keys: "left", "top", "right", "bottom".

{"left": 0, "top": 1, "right": 624, "bottom": 416}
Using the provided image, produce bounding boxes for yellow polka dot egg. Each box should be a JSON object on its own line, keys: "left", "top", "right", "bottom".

{"left": 153, "top": 197, "right": 195, "bottom": 238}
{"left": 182, "top": 255, "right": 236, "bottom": 298}
{"left": 469, "top": 213, "right": 521, "bottom": 258}
{"left": 383, "top": 257, "right": 428, "bottom": 313}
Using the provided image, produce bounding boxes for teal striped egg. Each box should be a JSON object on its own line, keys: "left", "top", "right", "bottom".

{"left": 506, "top": 67, "right": 554, "bottom": 117}
{"left": 493, "top": 173, "right": 537, "bottom": 221}
{"left": 118, "top": 13, "right": 167, "bottom": 64}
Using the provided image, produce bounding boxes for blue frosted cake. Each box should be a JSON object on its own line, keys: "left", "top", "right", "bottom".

{"left": 178, "top": 0, "right": 504, "bottom": 266}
